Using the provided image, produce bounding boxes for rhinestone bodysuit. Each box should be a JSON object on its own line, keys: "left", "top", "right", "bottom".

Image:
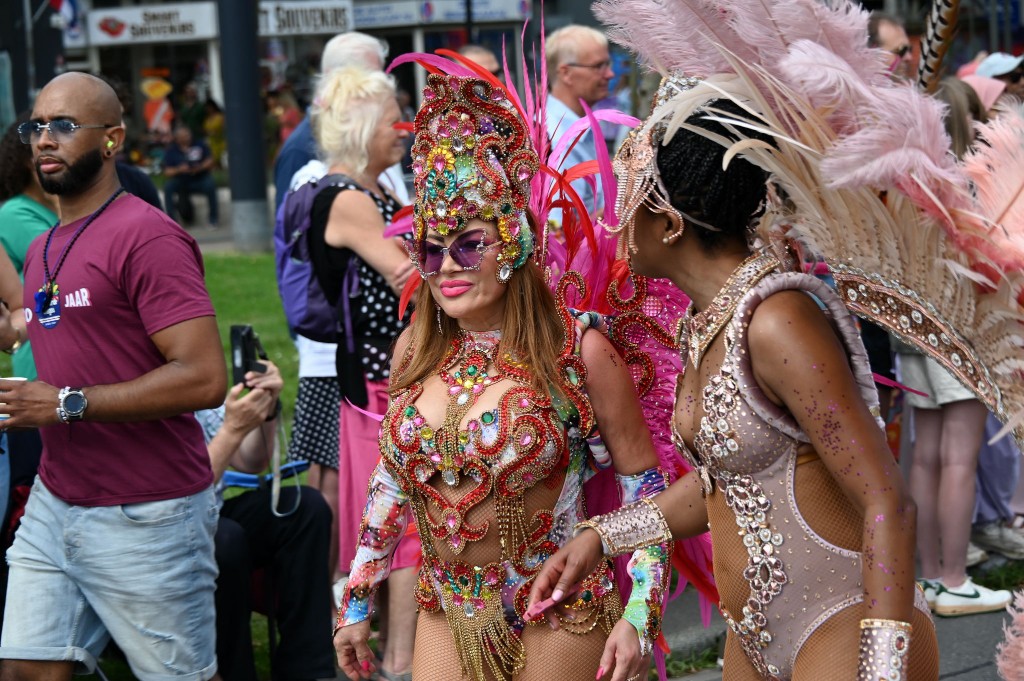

{"left": 673, "top": 253, "right": 931, "bottom": 679}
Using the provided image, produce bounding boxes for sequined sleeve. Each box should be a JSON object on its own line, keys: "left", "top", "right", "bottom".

{"left": 618, "top": 467, "right": 671, "bottom": 657}
{"left": 338, "top": 462, "right": 411, "bottom": 627}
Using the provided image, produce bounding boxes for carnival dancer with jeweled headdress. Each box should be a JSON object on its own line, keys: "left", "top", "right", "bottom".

{"left": 329, "top": 46, "right": 694, "bottom": 680}
{"left": 523, "top": 0, "right": 1024, "bottom": 675}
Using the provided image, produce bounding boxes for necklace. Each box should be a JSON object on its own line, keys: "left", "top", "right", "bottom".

{"left": 435, "top": 330, "right": 503, "bottom": 486}
{"left": 685, "top": 250, "right": 779, "bottom": 368}
{"left": 36, "top": 187, "right": 123, "bottom": 325}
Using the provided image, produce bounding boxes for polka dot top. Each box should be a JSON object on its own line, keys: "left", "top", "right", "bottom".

{"left": 310, "top": 179, "right": 410, "bottom": 384}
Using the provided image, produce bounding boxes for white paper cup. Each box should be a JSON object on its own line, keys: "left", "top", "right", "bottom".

{"left": 0, "top": 377, "right": 28, "bottom": 420}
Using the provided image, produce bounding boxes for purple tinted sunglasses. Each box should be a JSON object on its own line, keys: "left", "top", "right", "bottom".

{"left": 410, "top": 229, "right": 501, "bottom": 277}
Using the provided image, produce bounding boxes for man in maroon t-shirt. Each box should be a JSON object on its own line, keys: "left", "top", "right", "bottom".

{"left": 0, "top": 73, "right": 227, "bottom": 681}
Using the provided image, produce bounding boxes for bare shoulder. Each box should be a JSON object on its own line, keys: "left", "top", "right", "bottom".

{"left": 746, "top": 288, "right": 852, "bottom": 404}
{"left": 328, "top": 188, "right": 384, "bottom": 227}
{"left": 580, "top": 327, "right": 633, "bottom": 388}
{"left": 746, "top": 289, "right": 839, "bottom": 357}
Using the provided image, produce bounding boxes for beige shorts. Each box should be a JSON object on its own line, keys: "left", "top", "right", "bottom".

{"left": 898, "top": 353, "right": 976, "bottom": 410}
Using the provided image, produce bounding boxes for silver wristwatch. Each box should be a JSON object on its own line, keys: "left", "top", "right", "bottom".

{"left": 57, "top": 386, "right": 88, "bottom": 423}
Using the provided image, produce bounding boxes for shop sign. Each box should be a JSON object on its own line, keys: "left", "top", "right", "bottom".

{"left": 354, "top": 0, "right": 529, "bottom": 29}
{"left": 87, "top": 2, "right": 217, "bottom": 46}
{"left": 259, "top": 1, "right": 354, "bottom": 36}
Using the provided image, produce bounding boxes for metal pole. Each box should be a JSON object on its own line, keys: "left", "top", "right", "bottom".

{"left": 217, "top": 0, "right": 271, "bottom": 252}
{"left": 989, "top": 0, "right": 999, "bottom": 51}
{"left": 22, "top": 0, "right": 35, "bottom": 101}
{"left": 1003, "top": 0, "right": 1013, "bottom": 51}
{"left": 466, "top": 0, "right": 475, "bottom": 44}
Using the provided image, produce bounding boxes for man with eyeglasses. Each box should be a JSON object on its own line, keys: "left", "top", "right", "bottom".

{"left": 0, "top": 72, "right": 227, "bottom": 681}
{"left": 976, "top": 52, "right": 1024, "bottom": 101}
{"left": 545, "top": 25, "right": 616, "bottom": 222}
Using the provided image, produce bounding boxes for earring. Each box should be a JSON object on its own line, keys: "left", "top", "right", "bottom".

{"left": 662, "top": 217, "right": 685, "bottom": 245}
{"left": 435, "top": 303, "right": 443, "bottom": 336}
{"left": 497, "top": 262, "right": 512, "bottom": 283}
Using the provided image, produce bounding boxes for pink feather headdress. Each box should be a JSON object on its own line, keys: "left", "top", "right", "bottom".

{"left": 596, "top": 0, "right": 1024, "bottom": 445}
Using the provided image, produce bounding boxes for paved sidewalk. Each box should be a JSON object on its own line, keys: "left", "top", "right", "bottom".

{"left": 666, "top": 604, "right": 1010, "bottom": 679}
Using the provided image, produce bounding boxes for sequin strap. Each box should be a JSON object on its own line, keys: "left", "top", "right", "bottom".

{"left": 858, "top": 618, "right": 912, "bottom": 681}
{"left": 616, "top": 467, "right": 671, "bottom": 656}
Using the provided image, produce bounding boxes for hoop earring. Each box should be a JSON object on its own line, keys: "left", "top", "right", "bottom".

{"left": 435, "top": 303, "right": 443, "bottom": 336}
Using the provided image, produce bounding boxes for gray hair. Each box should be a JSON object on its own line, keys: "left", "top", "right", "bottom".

{"left": 321, "top": 32, "right": 389, "bottom": 74}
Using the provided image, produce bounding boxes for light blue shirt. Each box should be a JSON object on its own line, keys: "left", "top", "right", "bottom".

{"left": 546, "top": 93, "right": 604, "bottom": 222}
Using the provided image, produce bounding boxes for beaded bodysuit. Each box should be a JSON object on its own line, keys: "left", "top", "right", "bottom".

{"left": 340, "top": 317, "right": 669, "bottom": 681}
{"left": 673, "top": 252, "right": 931, "bottom": 680}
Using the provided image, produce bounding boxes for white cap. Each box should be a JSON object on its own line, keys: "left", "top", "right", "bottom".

{"left": 976, "top": 52, "right": 1024, "bottom": 79}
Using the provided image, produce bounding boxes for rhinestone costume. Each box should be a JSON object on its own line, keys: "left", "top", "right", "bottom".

{"left": 672, "top": 251, "right": 931, "bottom": 680}
{"left": 339, "top": 315, "right": 669, "bottom": 681}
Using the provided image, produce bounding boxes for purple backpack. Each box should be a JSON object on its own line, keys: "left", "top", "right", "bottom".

{"left": 274, "top": 174, "right": 354, "bottom": 343}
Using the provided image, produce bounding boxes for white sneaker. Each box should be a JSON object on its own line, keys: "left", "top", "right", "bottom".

{"left": 966, "top": 541, "right": 990, "bottom": 567}
{"left": 917, "top": 578, "right": 938, "bottom": 611}
{"left": 934, "top": 576, "right": 1011, "bottom": 617}
{"left": 972, "top": 522, "right": 1024, "bottom": 560}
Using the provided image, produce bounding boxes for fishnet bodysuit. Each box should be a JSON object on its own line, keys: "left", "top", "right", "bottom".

{"left": 675, "top": 268, "right": 937, "bottom": 680}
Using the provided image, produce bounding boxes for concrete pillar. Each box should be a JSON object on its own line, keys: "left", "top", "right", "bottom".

{"left": 218, "top": 0, "right": 271, "bottom": 252}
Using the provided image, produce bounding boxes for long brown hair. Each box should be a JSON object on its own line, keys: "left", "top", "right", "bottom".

{"left": 390, "top": 260, "right": 566, "bottom": 399}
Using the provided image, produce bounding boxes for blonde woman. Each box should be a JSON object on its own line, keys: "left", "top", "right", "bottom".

{"left": 309, "top": 65, "right": 418, "bottom": 680}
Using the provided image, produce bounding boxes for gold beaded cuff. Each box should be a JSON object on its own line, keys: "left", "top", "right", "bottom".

{"left": 574, "top": 498, "right": 672, "bottom": 557}
{"left": 858, "top": 618, "right": 912, "bottom": 681}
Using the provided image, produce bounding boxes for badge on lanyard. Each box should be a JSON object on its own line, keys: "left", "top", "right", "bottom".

{"left": 35, "top": 283, "right": 61, "bottom": 329}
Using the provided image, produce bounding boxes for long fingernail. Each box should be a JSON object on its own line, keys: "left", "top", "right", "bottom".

{"left": 361, "top": 660, "right": 370, "bottom": 672}
{"left": 595, "top": 667, "right": 604, "bottom": 680}
{"left": 552, "top": 588, "right": 564, "bottom": 602}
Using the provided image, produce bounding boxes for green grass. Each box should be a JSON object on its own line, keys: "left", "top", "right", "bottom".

{"left": 973, "top": 558, "right": 1024, "bottom": 592}
{"left": 655, "top": 643, "right": 722, "bottom": 678}
{"left": 203, "top": 251, "right": 298, "bottom": 427}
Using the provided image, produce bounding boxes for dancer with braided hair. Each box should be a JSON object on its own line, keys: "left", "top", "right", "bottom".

{"left": 531, "top": 91, "right": 940, "bottom": 680}
{"left": 520, "top": 0, "right": 1024, "bottom": 675}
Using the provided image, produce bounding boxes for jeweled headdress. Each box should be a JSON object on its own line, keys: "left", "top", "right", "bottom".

{"left": 410, "top": 73, "right": 539, "bottom": 282}
{"left": 609, "top": 74, "right": 708, "bottom": 255}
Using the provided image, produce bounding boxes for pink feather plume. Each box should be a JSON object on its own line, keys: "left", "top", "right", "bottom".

{"left": 998, "top": 590, "right": 1024, "bottom": 680}
{"left": 820, "top": 81, "right": 967, "bottom": 221}
{"left": 962, "top": 105, "right": 1024, "bottom": 272}
{"left": 593, "top": 0, "right": 743, "bottom": 76}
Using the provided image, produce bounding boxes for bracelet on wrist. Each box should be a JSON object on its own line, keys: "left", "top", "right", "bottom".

{"left": 574, "top": 497, "right": 672, "bottom": 557}
{"left": 858, "top": 618, "right": 912, "bottom": 681}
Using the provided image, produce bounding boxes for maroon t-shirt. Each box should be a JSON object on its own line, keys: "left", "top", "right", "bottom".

{"left": 23, "top": 193, "right": 216, "bottom": 505}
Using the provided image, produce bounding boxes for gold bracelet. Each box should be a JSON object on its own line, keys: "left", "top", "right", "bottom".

{"left": 574, "top": 498, "right": 672, "bottom": 557}
{"left": 859, "top": 618, "right": 912, "bottom": 681}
